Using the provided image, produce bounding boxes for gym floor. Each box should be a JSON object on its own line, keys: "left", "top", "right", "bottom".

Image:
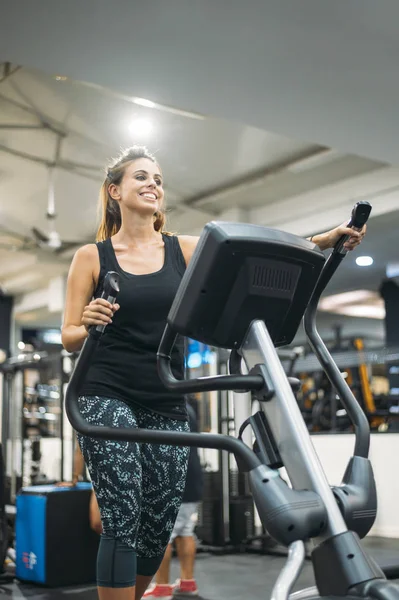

{"left": 0, "top": 537, "right": 398, "bottom": 600}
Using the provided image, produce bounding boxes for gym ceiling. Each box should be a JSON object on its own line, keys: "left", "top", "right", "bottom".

{"left": 1, "top": 0, "right": 399, "bottom": 327}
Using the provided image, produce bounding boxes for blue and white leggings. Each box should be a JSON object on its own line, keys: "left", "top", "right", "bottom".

{"left": 77, "top": 395, "right": 189, "bottom": 588}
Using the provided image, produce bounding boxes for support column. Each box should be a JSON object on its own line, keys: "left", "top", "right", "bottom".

{"left": 0, "top": 293, "right": 13, "bottom": 359}
{"left": 380, "top": 279, "right": 399, "bottom": 394}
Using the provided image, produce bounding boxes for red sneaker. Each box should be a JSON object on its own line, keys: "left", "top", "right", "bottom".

{"left": 173, "top": 579, "right": 199, "bottom": 596}
{"left": 143, "top": 584, "right": 174, "bottom": 599}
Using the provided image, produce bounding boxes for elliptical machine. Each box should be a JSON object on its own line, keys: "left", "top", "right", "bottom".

{"left": 66, "top": 202, "right": 399, "bottom": 600}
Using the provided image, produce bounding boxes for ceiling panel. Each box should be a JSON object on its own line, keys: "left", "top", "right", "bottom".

{"left": 194, "top": 155, "right": 386, "bottom": 214}
{"left": 0, "top": 66, "right": 397, "bottom": 307}
{"left": 2, "top": 1, "right": 399, "bottom": 164}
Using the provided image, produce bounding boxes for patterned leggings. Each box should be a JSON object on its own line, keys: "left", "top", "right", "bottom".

{"left": 76, "top": 395, "right": 189, "bottom": 584}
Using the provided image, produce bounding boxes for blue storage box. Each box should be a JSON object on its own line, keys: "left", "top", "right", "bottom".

{"left": 16, "top": 483, "right": 99, "bottom": 587}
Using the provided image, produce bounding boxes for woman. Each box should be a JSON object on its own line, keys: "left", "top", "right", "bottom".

{"left": 61, "top": 146, "right": 365, "bottom": 600}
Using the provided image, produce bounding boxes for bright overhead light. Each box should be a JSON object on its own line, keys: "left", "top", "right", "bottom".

{"left": 47, "top": 231, "right": 62, "bottom": 249}
{"left": 356, "top": 256, "right": 373, "bottom": 267}
{"left": 319, "top": 289, "right": 385, "bottom": 320}
{"left": 386, "top": 263, "right": 399, "bottom": 278}
{"left": 129, "top": 118, "right": 153, "bottom": 137}
{"left": 133, "top": 97, "right": 156, "bottom": 108}
{"left": 76, "top": 80, "right": 206, "bottom": 120}
{"left": 320, "top": 289, "right": 374, "bottom": 310}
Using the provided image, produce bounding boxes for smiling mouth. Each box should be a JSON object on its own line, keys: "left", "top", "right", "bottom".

{"left": 140, "top": 193, "right": 157, "bottom": 201}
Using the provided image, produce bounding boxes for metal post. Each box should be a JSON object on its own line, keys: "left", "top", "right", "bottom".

{"left": 242, "top": 320, "right": 347, "bottom": 540}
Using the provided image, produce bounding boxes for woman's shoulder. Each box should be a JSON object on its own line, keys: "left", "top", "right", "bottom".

{"left": 176, "top": 235, "right": 200, "bottom": 266}
{"left": 73, "top": 243, "right": 99, "bottom": 261}
{"left": 70, "top": 244, "right": 102, "bottom": 287}
{"left": 70, "top": 243, "right": 101, "bottom": 275}
{"left": 176, "top": 235, "right": 200, "bottom": 251}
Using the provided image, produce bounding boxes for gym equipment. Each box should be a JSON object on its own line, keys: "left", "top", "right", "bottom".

{"left": 66, "top": 202, "right": 399, "bottom": 599}
{"left": 0, "top": 353, "right": 65, "bottom": 498}
{"left": 294, "top": 337, "right": 399, "bottom": 433}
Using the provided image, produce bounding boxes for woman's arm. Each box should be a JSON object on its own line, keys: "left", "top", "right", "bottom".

{"left": 72, "top": 441, "right": 86, "bottom": 485}
{"left": 308, "top": 223, "right": 367, "bottom": 251}
{"left": 61, "top": 245, "right": 98, "bottom": 353}
{"left": 56, "top": 437, "right": 86, "bottom": 487}
{"left": 62, "top": 244, "right": 120, "bottom": 353}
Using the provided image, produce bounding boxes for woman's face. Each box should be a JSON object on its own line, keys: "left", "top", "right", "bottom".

{"left": 110, "top": 157, "right": 164, "bottom": 218}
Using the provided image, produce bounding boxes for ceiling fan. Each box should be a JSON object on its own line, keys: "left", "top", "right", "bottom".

{"left": 29, "top": 165, "right": 89, "bottom": 254}
{"left": 0, "top": 166, "right": 93, "bottom": 257}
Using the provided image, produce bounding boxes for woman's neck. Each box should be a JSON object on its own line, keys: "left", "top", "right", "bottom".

{"left": 113, "top": 214, "right": 161, "bottom": 247}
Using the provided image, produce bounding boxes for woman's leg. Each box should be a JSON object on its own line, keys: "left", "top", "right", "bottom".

{"left": 77, "top": 395, "right": 143, "bottom": 600}
{"left": 135, "top": 410, "right": 190, "bottom": 600}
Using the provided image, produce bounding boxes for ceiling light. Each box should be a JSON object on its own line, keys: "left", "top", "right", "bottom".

{"left": 356, "top": 256, "right": 373, "bottom": 267}
{"left": 386, "top": 263, "right": 399, "bottom": 278}
{"left": 133, "top": 97, "right": 156, "bottom": 108}
{"left": 129, "top": 118, "right": 153, "bottom": 137}
{"left": 319, "top": 289, "right": 385, "bottom": 320}
{"left": 47, "top": 231, "right": 62, "bottom": 249}
{"left": 76, "top": 80, "right": 206, "bottom": 120}
{"left": 320, "top": 290, "right": 374, "bottom": 310}
{"left": 331, "top": 305, "right": 385, "bottom": 319}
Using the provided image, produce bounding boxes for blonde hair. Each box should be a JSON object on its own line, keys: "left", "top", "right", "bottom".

{"left": 96, "top": 146, "right": 168, "bottom": 241}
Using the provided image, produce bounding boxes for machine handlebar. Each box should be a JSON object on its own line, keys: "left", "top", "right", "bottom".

{"left": 304, "top": 201, "right": 372, "bottom": 457}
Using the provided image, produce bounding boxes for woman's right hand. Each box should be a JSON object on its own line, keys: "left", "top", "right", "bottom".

{"left": 81, "top": 298, "right": 120, "bottom": 331}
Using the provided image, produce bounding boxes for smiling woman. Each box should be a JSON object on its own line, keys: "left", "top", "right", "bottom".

{"left": 61, "top": 145, "right": 199, "bottom": 600}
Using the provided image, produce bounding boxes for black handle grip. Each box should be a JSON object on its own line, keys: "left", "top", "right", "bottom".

{"left": 333, "top": 201, "right": 372, "bottom": 256}
{"left": 348, "top": 201, "right": 372, "bottom": 229}
{"left": 90, "top": 271, "right": 120, "bottom": 336}
{"left": 102, "top": 271, "right": 120, "bottom": 300}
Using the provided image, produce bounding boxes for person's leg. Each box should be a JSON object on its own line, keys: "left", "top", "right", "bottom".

{"left": 89, "top": 489, "right": 103, "bottom": 535}
{"left": 143, "top": 502, "right": 184, "bottom": 598}
{"left": 175, "top": 536, "right": 196, "bottom": 580}
{"left": 135, "top": 575, "right": 155, "bottom": 600}
{"left": 155, "top": 544, "right": 173, "bottom": 585}
{"left": 173, "top": 503, "right": 199, "bottom": 595}
{"left": 77, "top": 395, "right": 143, "bottom": 600}
{"left": 135, "top": 409, "right": 189, "bottom": 600}
{"left": 141, "top": 544, "right": 173, "bottom": 600}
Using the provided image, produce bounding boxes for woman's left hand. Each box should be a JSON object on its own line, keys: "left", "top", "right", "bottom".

{"left": 315, "top": 223, "right": 367, "bottom": 251}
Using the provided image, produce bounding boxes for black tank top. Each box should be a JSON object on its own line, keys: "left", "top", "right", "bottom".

{"left": 79, "top": 234, "right": 187, "bottom": 419}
